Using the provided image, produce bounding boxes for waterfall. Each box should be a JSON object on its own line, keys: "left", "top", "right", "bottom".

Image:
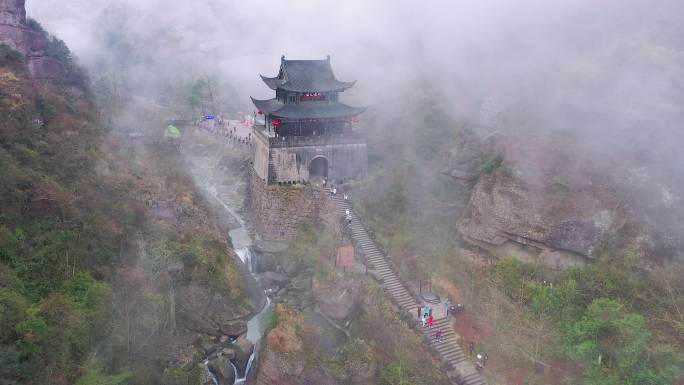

{"left": 243, "top": 347, "right": 257, "bottom": 378}
{"left": 230, "top": 340, "right": 259, "bottom": 384}
{"left": 231, "top": 362, "right": 239, "bottom": 383}
{"left": 188, "top": 148, "right": 273, "bottom": 385}
{"left": 206, "top": 185, "right": 246, "bottom": 228}
{"left": 204, "top": 359, "right": 219, "bottom": 385}
{"left": 235, "top": 247, "right": 254, "bottom": 273}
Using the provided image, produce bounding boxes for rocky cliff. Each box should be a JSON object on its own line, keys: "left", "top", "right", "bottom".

{"left": 452, "top": 128, "right": 681, "bottom": 267}
{"left": 0, "top": 0, "right": 65, "bottom": 78}
{"left": 256, "top": 305, "right": 340, "bottom": 385}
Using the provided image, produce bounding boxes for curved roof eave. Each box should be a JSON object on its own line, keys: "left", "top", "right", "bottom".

{"left": 269, "top": 102, "right": 367, "bottom": 119}
{"left": 251, "top": 97, "right": 283, "bottom": 113}
{"left": 260, "top": 75, "right": 283, "bottom": 90}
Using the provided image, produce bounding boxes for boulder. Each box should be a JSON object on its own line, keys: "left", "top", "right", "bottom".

{"left": 231, "top": 335, "right": 254, "bottom": 378}
{"left": 263, "top": 271, "right": 289, "bottom": 288}
{"left": 207, "top": 355, "right": 236, "bottom": 385}
{"left": 219, "top": 320, "right": 247, "bottom": 337}
{"left": 444, "top": 128, "right": 502, "bottom": 186}
{"left": 221, "top": 348, "right": 236, "bottom": 360}
{"left": 255, "top": 253, "right": 278, "bottom": 273}
{"left": 300, "top": 368, "right": 338, "bottom": 385}
{"left": 202, "top": 343, "right": 220, "bottom": 356}
{"left": 255, "top": 349, "right": 305, "bottom": 385}
{"left": 281, "top": 257, "right": 302, "bottom": 277}
{"left": 175, "top": 283, "right": 251, "bottom": 336}
{"left": 290, "top": 276, "right": 311, "bottom": 292}
{"left": 313, "top": 277, "right": 362, "bottom": 321}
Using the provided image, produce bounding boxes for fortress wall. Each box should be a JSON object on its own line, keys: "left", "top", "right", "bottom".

{"left": 247, "top": 169, "right": 330, "bottom": 241}
{"left": 253, "top": 135, "right": 270, "bottom": 181}
{"left": 271, "top": 142, "right": 368, "bottom": 183}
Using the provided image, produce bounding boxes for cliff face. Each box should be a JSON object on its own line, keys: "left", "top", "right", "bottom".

{"left": 459, "top": 172, "right": 615, "bottom": 268}
{"left": 0, "top": 0, "right": 24, "bottom": 25}
{"left": 453, "top": 128, "right": 680, "bottom": 267}
{"left": 0, "top": 0, "right": 65, "bottom": 78}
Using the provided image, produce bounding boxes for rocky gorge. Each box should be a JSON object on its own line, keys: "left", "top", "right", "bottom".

{"left": 181, "top": 127, "right": 367, "bottom": 385}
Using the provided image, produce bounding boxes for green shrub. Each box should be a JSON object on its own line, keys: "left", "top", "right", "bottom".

{"left": 25, "top": 18, "right": 46, "bottom": 34}
{"left": 0, "top": 44, "right": 26, "bottom": 67}
{"left": 15, "top": 314, "right": 48, "bottom": 357}
{"left": 270, "top": 312, "right": 280, "bottom": 329}
{"left": 479, "top": 155, "right": 504, "bottom": 175}
{"left": 0, "top": 289, "right": 28, "bottom": 343}
{"left": 25, "top": 19, "right": 72, "bottom": 65}
{"left": 76, "top": 359, "right": 132, "bottom": 385}
{"left": 36, "top": 96, "right": 57, "bottom": 123}
{"left": 0, "top": 345, "right": 23, "bottom": 383}
{"left": 565, "top": 298, "right": 680, "bottom": 385}
{"left": 379, "top": 353, "right": 419, "bottom": 385}
{"left": 62, "top": 272, "right": 112, "bottom": 337}
{"left": 45, "top": 37, "right": 72, "bottom": 64}
{"left": 478, "top": 154, "right": 513, "bottom": 177}
{"left": 490, "top": 256, "right": 683, "bottom": 385}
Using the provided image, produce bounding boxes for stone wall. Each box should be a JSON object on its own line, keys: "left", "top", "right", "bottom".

{"left": 247, "top": 169, "right": 328, "bottom": 241}
{"left": 247, "top": 167, "right": 348, "bottom": 243}
{"left": 252, "top": 128, "right": 368, "bottom": 185}
{"left": 253, "top": 134, "right": 270, "bottom": 181}
{"left": 270, "top": 142, "right": 367, "bottom": 184}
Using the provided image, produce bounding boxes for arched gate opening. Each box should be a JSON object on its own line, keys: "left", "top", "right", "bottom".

{"left": 309, "top": 156, "right": 328, "bottom": 180}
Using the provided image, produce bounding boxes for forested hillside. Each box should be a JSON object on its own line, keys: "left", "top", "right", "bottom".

{"left": 0, "top": 21, "right": 250, "bottom": 385}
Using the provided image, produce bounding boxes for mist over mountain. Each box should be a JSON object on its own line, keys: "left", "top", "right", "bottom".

{"left": 4, "top": 1, "right": 684, "bottom": 384}
{"left": 26, "top": 0, "right": 684, "bottom": 300}
{"left": 28, "top": 0, "right": 683, "bottom": 174}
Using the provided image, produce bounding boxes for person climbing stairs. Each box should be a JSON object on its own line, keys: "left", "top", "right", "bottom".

{"left": 330, "top": 193, "right": 488, "bottom": 385}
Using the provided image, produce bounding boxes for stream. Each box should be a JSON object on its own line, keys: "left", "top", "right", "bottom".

{"left": 184, "top": 138, "right": 272, "bottom": 385}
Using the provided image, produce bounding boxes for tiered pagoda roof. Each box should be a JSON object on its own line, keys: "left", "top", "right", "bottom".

{"left": 260, "top": 57, "right": 356, "bottom": 92}
{"left": 252, "top": 56, "right": 365, "bottom": 120}
{"left": 251, "top": 98, "right": 365, "bottom": 119}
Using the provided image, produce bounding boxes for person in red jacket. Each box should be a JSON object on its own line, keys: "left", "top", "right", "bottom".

{"left": 428, "top": 314, "right": 434, "bottom": 328}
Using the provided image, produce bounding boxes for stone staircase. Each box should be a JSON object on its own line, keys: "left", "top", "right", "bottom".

{"left": 331, "top": 194, "right": 487, "bottom": 385}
